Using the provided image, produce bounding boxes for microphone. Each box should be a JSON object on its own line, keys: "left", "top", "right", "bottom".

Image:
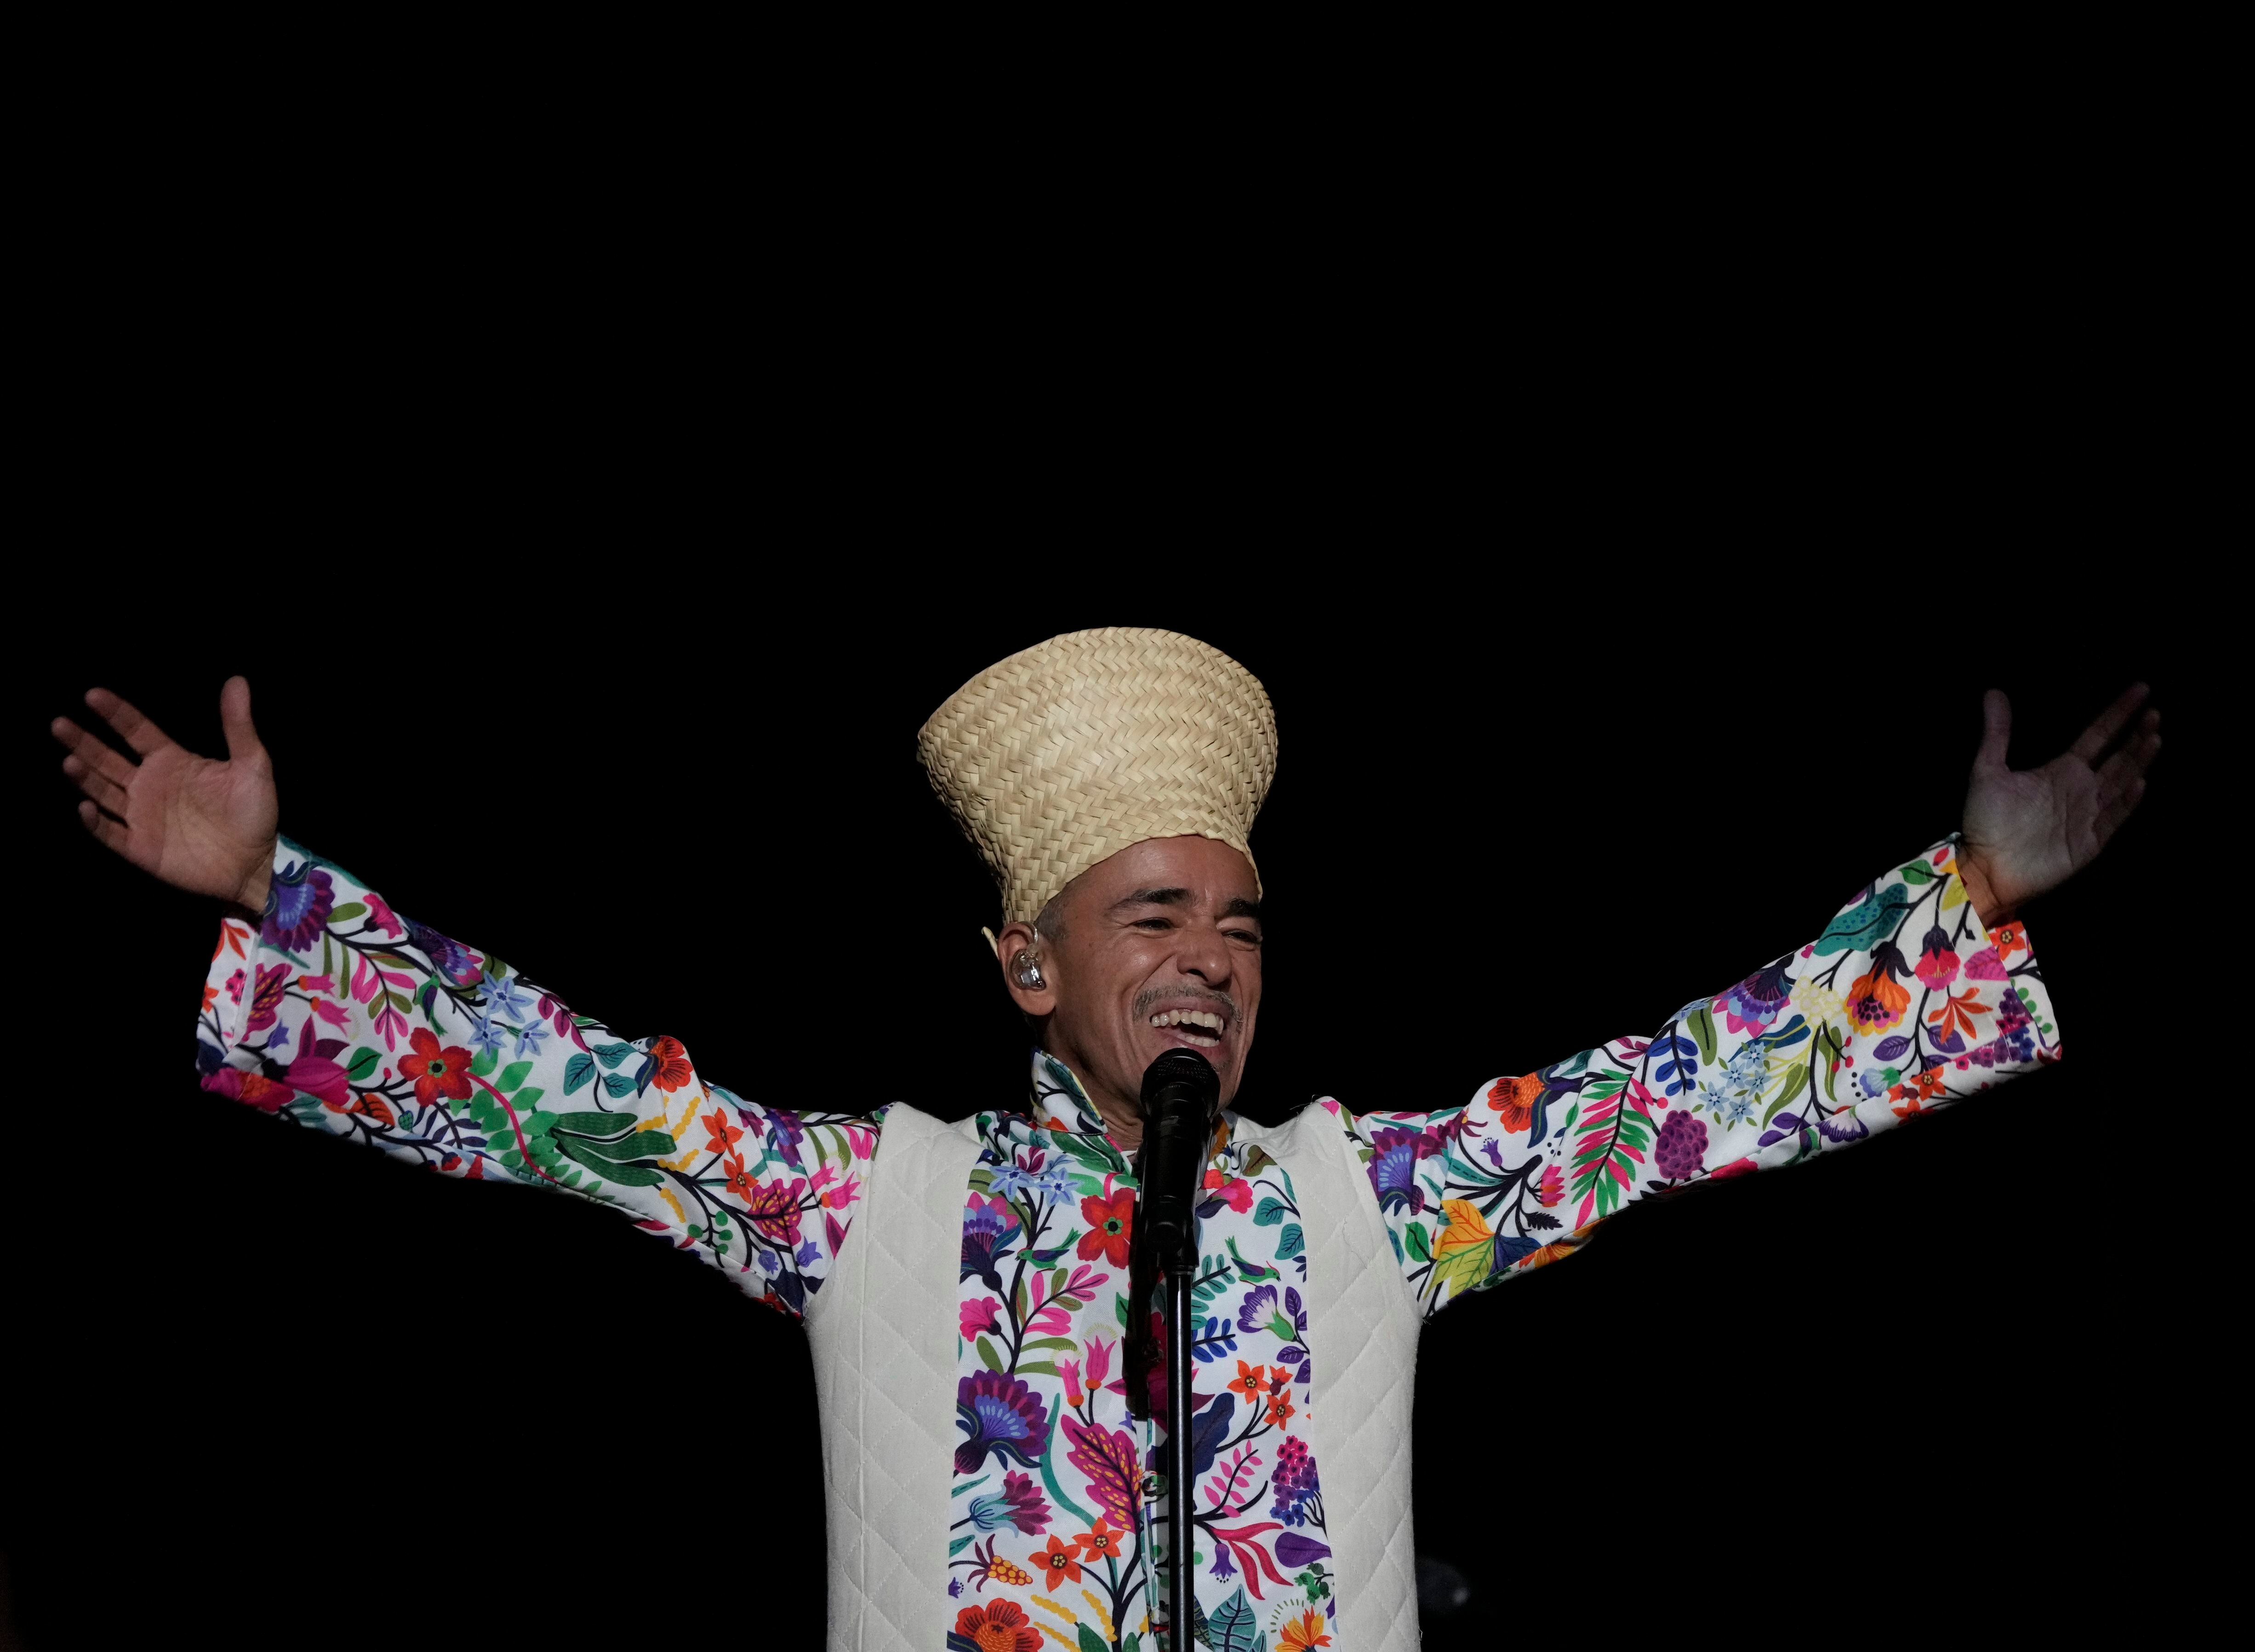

{"left": 1134, "top": 1048, "right": 1220, "bottom": 1270}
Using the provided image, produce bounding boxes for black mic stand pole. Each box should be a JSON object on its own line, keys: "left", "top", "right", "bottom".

{"left": 1161, "top": 1196, "right": 1197, "bottom": 1650}
{"left": 1128, "top": 1050, "right": 1218, "bottom": 1652}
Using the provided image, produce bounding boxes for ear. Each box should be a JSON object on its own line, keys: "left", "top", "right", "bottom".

{"left": 996, "top": 918, "right": 1055, "bottom": 1017}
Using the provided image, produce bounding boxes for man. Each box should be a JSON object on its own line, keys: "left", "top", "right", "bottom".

{"left": 50, "top": 626, "right": 2159, "bottom": 1652}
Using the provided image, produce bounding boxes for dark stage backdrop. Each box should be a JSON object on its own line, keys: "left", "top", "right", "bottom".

{"left": 6, "top": 574, "right": 2190, "bottom": 1649}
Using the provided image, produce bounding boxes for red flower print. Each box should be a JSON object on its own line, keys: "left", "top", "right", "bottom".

{"left": 1266, "top": 1393, "right": 1297, "bottom": 1430}
{"left": 1487, "top": 1073, "right": 1544, "bottom": 1133}
{"left": 1078, "top": 1187, "right": 1135, "bottom": 1268}
{"left": 1076, "top": 1521, "right": 1125, "bottom": 1562}
{"left": 399, "top": 1026, "right": 474, "bottom": 1108}
{"left": 702, "top": 1110, "right": 743, "bottom": 1156}
{"left": 646, "top": 1035, "right": 695, "bottom": 1093}
{"left": 723, "top": 1154, "right": 758, "bottom": 1202}
{"left": 1990, "top": 921, "right": 2029, "bottom": 961}
{"left": 201, "top": 983, "right": 217, "bottom": 1013}
{"left": 1030, "top": 1534, "right": 1083, "bottom": 1588}
{"left": 1915, "top": 931, "right": 1961, "bottom": 991}
{"left": 954, "top": 1601, "right": 1042, "bottom": 1652}
{"left": 1202, "top": 1168, "right": 1253, "bottom": 1212}
{"left": 1228, "top": 1360, "right": 1267, "bottom": 1404}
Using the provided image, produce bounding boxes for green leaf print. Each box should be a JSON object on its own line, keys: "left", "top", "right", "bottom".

{"left": 550, "top": 1135, "right": 662, "bottom": 1185}
{"left": 1760, "top": 1064, "right": 1808, "bottom": 1127}
{"left": 553, "top": 1111, "right": 636, "bottom": 1137}
{"left": 1209, "top": 1588, "right": 1264, "bottom": 1652}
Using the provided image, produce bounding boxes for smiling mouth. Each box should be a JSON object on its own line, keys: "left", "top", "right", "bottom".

{"left": 1148, "top": 1008, "right": 1226, "bottom": 1049}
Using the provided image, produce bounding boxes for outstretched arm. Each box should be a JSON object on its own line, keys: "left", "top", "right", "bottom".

{"left": 57, "top": 677, "right": 878, "bottom": 1318}
{"left": 1340, "top": 683, "right": 2159, "bottom": 1316}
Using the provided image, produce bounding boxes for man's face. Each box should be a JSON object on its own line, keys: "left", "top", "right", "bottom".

{"left": 1037, "top": 835, "right": 1264, "bottom": 1128}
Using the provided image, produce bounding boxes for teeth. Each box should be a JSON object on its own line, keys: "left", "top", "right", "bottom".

{"left": 1148, "top": 1008, "right": 1225, "bottom": 1044}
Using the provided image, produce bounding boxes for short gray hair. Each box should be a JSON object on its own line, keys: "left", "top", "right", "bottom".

{"left": 1032, "top": 892, "right": 1068, "bottom": 947}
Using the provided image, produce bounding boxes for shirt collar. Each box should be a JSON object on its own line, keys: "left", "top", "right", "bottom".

{"left": 1022, "top": 1048, "right": 1137, "bottom": 1166}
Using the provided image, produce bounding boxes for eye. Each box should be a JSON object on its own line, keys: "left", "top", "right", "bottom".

{"left": 1133, "top": 917, "right": 1172, "bottom": 931}
{"left": 1227, "top": 930, "right": 1263, "bottom": 947}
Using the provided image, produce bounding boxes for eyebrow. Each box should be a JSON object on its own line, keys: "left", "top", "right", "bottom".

{"left": 1110, "top": 888, "right": 1263, "bottom": 923}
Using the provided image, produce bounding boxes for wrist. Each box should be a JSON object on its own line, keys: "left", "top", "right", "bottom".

{"left": 1956, "top": 852, "right": 2018, "bottom": 932}
{"left": 231, "top": 849, "right": 274, "bottom": 920}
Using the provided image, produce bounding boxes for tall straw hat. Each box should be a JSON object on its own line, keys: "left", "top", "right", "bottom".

{"left": 917, "top": 627, "right": 1280, "bottom": 932}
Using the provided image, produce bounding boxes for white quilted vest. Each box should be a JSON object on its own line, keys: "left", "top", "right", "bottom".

{"left": 804, "top": 1101, "right": 1425, "bottom": 1651}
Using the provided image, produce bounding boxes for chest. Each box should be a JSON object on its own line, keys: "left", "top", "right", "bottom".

{"left": 947, "top": 1122, "right": 1336, "bottom": 1647}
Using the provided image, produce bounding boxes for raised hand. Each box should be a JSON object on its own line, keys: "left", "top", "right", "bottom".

{"left": 1957, "top": 681, "right": 2161, "bottom": 922}
{"left": 51, "top": 676, "right": 279, "bottom": 913}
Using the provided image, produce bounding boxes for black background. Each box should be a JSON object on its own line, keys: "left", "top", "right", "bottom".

{"left": 4, "top": 536, "right": 2201, "bottom": 1648}
{"left": 0, "top": 103, "right": 2225, "bottom": 1640}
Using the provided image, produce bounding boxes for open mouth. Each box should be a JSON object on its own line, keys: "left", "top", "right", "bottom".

{"left": 1148, "top": 1008, "right": 1227, "bottom": 1049}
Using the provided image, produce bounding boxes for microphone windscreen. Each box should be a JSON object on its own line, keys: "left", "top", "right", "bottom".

{"left": 1139, "top": 1048, "right": 1219, "bottom": 1117}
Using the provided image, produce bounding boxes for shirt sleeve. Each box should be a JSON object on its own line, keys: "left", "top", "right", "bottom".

{"left": 194, "top": 835, "right": 882, "bottom": 1319}
{"left": 1330, "top": 833, "right": 2060, "bottom": 1318}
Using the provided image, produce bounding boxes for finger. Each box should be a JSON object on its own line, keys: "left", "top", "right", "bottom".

{"left": 48, "top": 715, "right": 139, "bottom": 788}
{"left": 1974, "top": 689, "right": 2012, "bottom": 772}
{"left": 61, "top": 752, "right": 129, "bottom": 814}
{"left": 218, "top": 675, "right": 265, "bottom": 765}
{"left": 2069, "top": 682, "right": 2151, "bottom": 767}
{"left": 77, "top": 797, "right": 131, "bottom": 857}
{"left": 83, "top": 686, "right": 177, "bottom": 758}
{"left": 2101, "top": 727, "right": 2164, "bottom": 792}
{"left": 2093, "top": 775, "right": 2147, "bottom": 850}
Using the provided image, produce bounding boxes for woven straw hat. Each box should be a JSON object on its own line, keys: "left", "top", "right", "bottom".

{"left": 918, "top": 627, "right": 1280, "bottom": 930}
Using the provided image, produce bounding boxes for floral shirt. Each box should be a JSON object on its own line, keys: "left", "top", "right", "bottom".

{"left": 196, "top": 833, "right": 2058, "bottom": 1652}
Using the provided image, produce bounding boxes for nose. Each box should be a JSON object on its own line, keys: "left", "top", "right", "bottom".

{"left": 1176, "top": 921, "right": 1233, "bottom": 989}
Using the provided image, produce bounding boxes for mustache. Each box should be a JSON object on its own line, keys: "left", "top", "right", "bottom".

{"left": 1131, "top": 983, "right": 1240, "bottom": 1022}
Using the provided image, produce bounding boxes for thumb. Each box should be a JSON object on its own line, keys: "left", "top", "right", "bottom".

{"left": 1974, "top": 688, "right": 2012, "bottom": 773}
{"left": 219, "top": 675, "right": 265, "bottom": 764}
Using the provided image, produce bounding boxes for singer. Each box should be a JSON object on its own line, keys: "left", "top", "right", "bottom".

{"left": 51, "top": 628, "right": 2160, "bottom": 1652}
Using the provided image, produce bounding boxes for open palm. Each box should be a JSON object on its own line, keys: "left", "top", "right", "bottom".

{"left": 51, "top": 676, "right": 279, "bottom": 910}
{"left": 1960, "top": 682, "right": 2161, "bottom": 915}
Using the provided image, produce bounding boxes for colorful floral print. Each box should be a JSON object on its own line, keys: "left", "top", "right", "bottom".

{"left": 195, "top": 832, "right": 2057, "bottom": 1651}
{"left": 1341, "top": 837, "right": 2060, "bottom": 1317}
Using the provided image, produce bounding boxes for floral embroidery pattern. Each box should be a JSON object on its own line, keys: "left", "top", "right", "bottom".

{"left": 196, "top": 832, "right": 2058, "bottom": 1650}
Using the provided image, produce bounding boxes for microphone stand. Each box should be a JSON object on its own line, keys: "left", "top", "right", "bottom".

{"left": 1126, "top": 1051, "right": 1217, "bottom": 1652}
